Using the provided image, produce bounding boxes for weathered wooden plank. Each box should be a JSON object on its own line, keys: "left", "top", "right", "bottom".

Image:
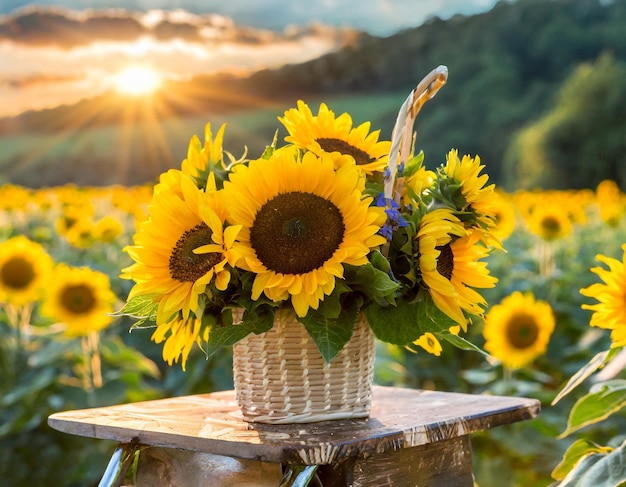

{"left": 135, "top": 447, "right": 283, "bottom": 487}
{"left": 351, "top": 435, "right": 474, "bottom": 487}
{"left": 47, "top": 385, "right": 540, "bottom": 465}
{"left": 134, "top": 436, "right": 474, "bottom": 487}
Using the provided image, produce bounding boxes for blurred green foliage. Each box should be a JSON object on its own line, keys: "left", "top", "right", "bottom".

{"left": 504, "top": 53, "right": 626, "bottom": 190}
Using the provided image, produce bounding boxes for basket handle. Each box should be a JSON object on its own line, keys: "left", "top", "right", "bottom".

{"left": 383, "top": 65, "right": 448, "bottom": 204}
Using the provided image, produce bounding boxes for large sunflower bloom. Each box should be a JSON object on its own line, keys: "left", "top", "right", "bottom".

{"left": 442, "top": 149, "right": 501, "bottom": 247}
{"left": 41, "top": 264, "right": 117, "bottom": 336}
{"left": 580, "top": 244, "right": 626, "bottom": 348}
{"left": 279, "top": 100, "right": 391, "bottom": 175}
{"left": 224, "top": 149, "right": 385, "bottom": 317}
{"left": 483, "top": 291, "right": 555, "bottom": 369}
{"left": 418, "top": 209, "right": 497, "bottom": 331}
{"left": 0, "top": 235, "right": 54, "bottom": 306}
{"left": 121, "top": 174, "right": 241, "bottom": 324}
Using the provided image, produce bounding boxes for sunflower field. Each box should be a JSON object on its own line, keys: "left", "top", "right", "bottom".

{"left": 1, "top": 178, "right": 625, "bottom": 487}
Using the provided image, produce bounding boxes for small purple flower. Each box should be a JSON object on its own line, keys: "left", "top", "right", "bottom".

{"left": 376, "top": 193, "right": 408, "bottom": 241}
{"left": 380, "top": 223, "right": 394, "bottom": 240}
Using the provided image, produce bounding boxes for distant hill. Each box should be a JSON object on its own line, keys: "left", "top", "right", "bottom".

{"left": 2, "top": 0, "right": 625, "bottom": 188}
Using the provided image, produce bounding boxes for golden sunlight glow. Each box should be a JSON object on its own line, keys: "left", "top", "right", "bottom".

{"left": 113, "top": 66, "right": 161, "bottom": 96}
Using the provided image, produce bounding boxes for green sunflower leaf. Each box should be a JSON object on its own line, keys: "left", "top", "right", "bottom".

{"left": 364, "top": 299, "right": 422, "bottom": 346}
{"left": 559, "top": 380, "right": 626, "bottom": 438}
{"left": 435, "top": 332, "right": 490, "bottom": 357}
{"left": 403, "top": 150, "right": 425, "bottom": 178}
{"left": 316, "top": 280, "right": 351, "bottom": 320}
{"left": 551, "top": 439, "right": 613, "bottom": 481}
{"left": 415, "top": 294, "right": 458, "bottom": 333}
{"left": 345, "top": 263, "right": 399, "bottom": 305}
{"left": 300, "top": 300, "right": 359, "bottom": 363}
{"left": 369, "top": 249, "right": 391, "bottom": 273}
{"left": 128, "top": 318, "right": 157, "bottom": 330}
{"left": 112, "top": 295, "right": 158, "bottom": 320}
{"left": 552, "top": 348, "right": 621, "bottom": 406}
{"left": 204, "top": 308, "right": 274, "bottom": 359}
{"left": 553, "top": 439, "right": 626, "bottom": 487}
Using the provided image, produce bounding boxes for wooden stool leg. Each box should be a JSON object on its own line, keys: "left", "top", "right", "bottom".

{"left": 98, "top": 443, "right": 140, "bottom": 487}
{"left": 280, "top": 464, "right": 321, "bottom": 486}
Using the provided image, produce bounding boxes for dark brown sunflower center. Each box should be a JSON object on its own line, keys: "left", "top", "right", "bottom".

{"left": 1, "top": 257, "right": 35, "bottom": 290}
{"left": 506, "top": 314, "right": 540, "bottom": 349}
{"left": 316, "top": 137, "right": 375, "bottom": 166}
{"left": 169, "top": 223, "right": 222, "bottom": 283}
{"left": 63, "top": 215, "right": 77, "bottom": 230}
{"left": 436, "top": 244, "right": 454, "bottom": 280}
{"left": 541, "top": 216, "right": 561, "bottom": 238}
{"left": 251, "top": 191, "right": 345, "bottom": 274}
{"left": 61, "top": 285, "right": 96, "bottom": 314}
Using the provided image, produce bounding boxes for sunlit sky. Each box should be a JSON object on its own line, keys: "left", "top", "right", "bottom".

{"left": 0, "top": 1, "right": 500, "bottom": 118}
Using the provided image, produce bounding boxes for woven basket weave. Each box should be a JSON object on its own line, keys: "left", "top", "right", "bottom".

{"left": 232, "top": 310, "right": 375, "bottom": 424}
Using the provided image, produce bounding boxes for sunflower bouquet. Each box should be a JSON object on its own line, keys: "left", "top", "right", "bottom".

{"left": 119, "top": 66, "right": 501, "bottom": 371}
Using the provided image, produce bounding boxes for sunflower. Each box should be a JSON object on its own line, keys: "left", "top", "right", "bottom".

{"left": 0, "top": 235, "right": 54, "bottom": 306}
{"left": 151, "top": 314, "right": 208, "bottom": 371}
{"left": 279, "top": 100, "right": 391, "bottom": 175}
{"left": 483, "top": 291, "right": 555, "bottom": 369}
{"left": 442, "top": 149, "right": 501, "bottom": 246}
{"left": 596, "top": 179, "right": 625, "bottom": 227}
{"left": 402, "top": 165, "right": 436, "bottom": 206}
{"left": 224, "top": 148, "right": 386, "bottom": 317}
{"left": 0, "top": 184, "right": 32, "bottom": 211}
{"left": 580, "top": 244, "right": 626, "bottom": 348}
{"left": 93, "top": 215, "right": 124, "bottom": 243}
{"left": 181, "top": 123, "right": 227, "bottom": 187}
{"left": 63, "top": 217, "right": 96, "bottom": 249}
{"left": 490, "top": 191, "right": 517, "bottom": 241}
{"left": 121, "top": 173, "right": 241, "bottom": 325}
{"left": 524, "top": 201, "right": 573, "bottom": 241}
{"left": 417, "top": 208, "right": 497, "bottom": 331}
{"left": 41, "top": 264, "right": 117, "bottom": 336}
{"left": 413, "top": 332, "right": 443, "bottom": 356}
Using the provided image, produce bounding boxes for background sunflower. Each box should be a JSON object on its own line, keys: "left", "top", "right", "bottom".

{"left": 41, "top": 264, "right": 116, "bottom": 336}
{"left": 483, "top": 291, "right": 555, "bottom": 369}
{"left": 0, "top": 235, "right": 54, "bottom": 307}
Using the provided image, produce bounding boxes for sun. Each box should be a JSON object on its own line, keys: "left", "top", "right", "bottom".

{"left": 113, "top": 66, "right": 161, "bottom": 96}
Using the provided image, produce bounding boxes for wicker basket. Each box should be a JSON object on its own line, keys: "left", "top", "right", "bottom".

{"left": 232, "top": 309, "right": 375, "bottom": 424}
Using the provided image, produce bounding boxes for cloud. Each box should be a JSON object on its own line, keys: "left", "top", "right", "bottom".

{"left": 0, "top": 6, "right": 291, "bottom": 49}
{"left": 0, "top": 72, "right": 82, "bottom": 89}
{"left": 1, "top": 0, "right": 500, "bottom": 36}
{"left": 0, "top": 7, "right": 144, "bottom": 48}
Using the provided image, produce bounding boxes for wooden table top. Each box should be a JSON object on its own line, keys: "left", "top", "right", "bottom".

{"left": 48, "top": 385, "right": 540, "bottom": 464}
